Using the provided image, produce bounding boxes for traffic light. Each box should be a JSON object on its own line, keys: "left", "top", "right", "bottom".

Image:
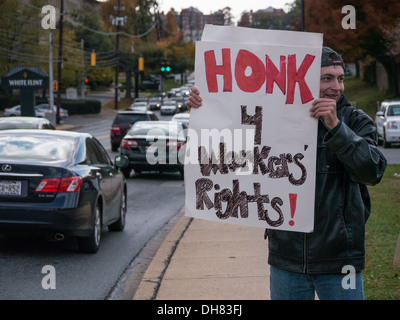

{"left": 52, "top": 80, "right": 58, "bottom": 91}
{"left": 138, "top": 56, "right": 144, "bottom": 71}
{"left": 161, "top": 56, "right": 170, "bottom": 73}
{"left": 84, "top": 78, "right": 89, "bottom": 84}
{"left": 91, "top": 51, "right": 96, "bottom": 66}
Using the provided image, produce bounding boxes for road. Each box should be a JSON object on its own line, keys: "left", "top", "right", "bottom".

{"left": 0, "top": 105, "right": 185, "bottom": 300}
{"left": 0, "top": 92, "right": 398, "bottom": 300}
{"left": 377, "top": 144, "right": 400, "bottom": 164}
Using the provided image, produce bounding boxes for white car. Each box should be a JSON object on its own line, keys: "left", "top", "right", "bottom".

{"left": 375, "top": 100, "right": 400, "bottom": 148}
{"left": 2, "top": 105, "right": 47, "bottom": 118}
{"left": 35, "top": 104, "right": 69, "bottom": 119}
{"left": 129, "top": 101, "right": 149, "bottom": 112}
{"left": 171, "top": 112, "right": 190, "bottom": 128}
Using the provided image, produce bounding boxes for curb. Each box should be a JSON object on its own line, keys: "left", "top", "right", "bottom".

{"left": 133, "top": 211, "right": 193, "bottom": 300}
{"left": 55, "top": 124, "right": 82, "bottom": 131}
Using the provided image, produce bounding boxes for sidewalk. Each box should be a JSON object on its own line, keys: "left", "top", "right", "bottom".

{"left": 133, "top": 211, "right": 271, "bottom": 300}
{"left": 53, "top": 110, "right": 271, "bottom": 300}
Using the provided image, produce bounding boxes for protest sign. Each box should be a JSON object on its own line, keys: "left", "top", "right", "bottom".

{"left": 184, "top": 25, "right": 322, "bottom": 232}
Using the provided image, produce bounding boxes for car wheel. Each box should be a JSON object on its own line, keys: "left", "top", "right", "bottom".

{"left": 377, "top": 135, "right": 382, "bottom": 145}
{"left": 121, "top": 167, "right": 131, "bottom": 178}
{"left": 111, "top": 143, "right": 119, "bottom": 152}
{"left": 383, "top": 130, "right": 391, "bottom": 148}
{"left": 108, "top": 190, "right": 126, "bottom": 232}
{"left": 78, "top": 201, "right": 102, "bottom": 253}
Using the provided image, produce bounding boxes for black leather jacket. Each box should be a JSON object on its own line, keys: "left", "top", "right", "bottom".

{"left": 266, "top": 95, "right": 387, "bottom": 274}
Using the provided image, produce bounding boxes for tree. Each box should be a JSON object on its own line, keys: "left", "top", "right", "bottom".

{"left": 71, "top": 4, "right": 114, "bottom": 54}
{"left": 69, "top": 3, "right": 115, "bottom": 86}
{"left": 303, "top": 0, "right": 400, "bottom": 95}
{"left": 0, "top": 0, "right": 48, "bottom": 74}
{"left": 222, "top": 7, "right": 234, "bottom": 26}
{"left": 162, "top": 41, "right": 195, "bottom": 78}
{"left": 161, "top": 10, "right": 182, "bottom": 43}
{"left": 238, "top": 11, "right": 251, "bottom": 27}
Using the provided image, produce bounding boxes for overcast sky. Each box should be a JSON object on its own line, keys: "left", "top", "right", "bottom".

{"left": 157, "top": 0, "right": 291, "bottom": 23}
{"left": 96, "top": 0, "right": 293, "bottom": 24}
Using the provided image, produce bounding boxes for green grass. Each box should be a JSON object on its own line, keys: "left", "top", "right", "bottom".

{"left": 344, "top": 76, "right": 396, "bottom": 119}
{"left": 341, "top": 76, "right": 400, "bottom": 299}
{"left": 364, "top": 164, "right": 400, "bottom": 300}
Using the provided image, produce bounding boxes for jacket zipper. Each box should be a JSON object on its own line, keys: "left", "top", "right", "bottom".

{"left": 303, "top": 234, "right": 307, "bottom": 273}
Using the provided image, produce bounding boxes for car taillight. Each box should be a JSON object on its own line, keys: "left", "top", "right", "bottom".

{"left": 35, "top": 178, "right": 60, "bottom": 192}
{"left": 121, "top": 139, "right": 138, "bottom": 150}
{"left": 167, "top": 141, "right": 185, "bottom": 151}
{"left": 59, "top": 177, "right": 82, "bottom": 192}
{"left": 111, "top": 126, "right": 121, "bottom": 134}
{"left": 35, "top": 177, "right": 82, "bottom": 193}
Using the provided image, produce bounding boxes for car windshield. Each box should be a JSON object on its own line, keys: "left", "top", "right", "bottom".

{"left": 36, "top": 104, "right": 50, "bottom": 109}
{"left": 0, "top": 135, "right": 75, "bottom": 161}
{"left": 388, "top": 105, "right": 400, "bottom": 116}
{"left": 0, "top": 122, "right": 38, "bottom": 130}
{"left": 113, "top": 114, "right": 147, "bottom": 124}
{"left": 129, "top": 122, "right": 182, "bottom": 139}
{"left": 172, "top": 114, "right": 189, "bottom": 120}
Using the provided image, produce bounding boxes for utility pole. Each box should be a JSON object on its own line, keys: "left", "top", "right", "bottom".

{"left": 114, "top": 0, "right": 120, "bottom": 110}
{"left": 81, "top": 39, "right": 85, "bottom": 100}
{"left": 301, "top": 0, "right": 305, "bottom": 31}
{"left": 48, "top": 32, "right": 55, "bottom": 126}
{"left": 111, "top": 0, "right": 127, "bottom": 110}
{"left": 56, "top": 0, "right": 64, "bottom": 124}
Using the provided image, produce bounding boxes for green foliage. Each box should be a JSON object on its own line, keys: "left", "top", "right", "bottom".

{"left": 61, "top": 99, "right": 101, "bottom": 114}
{"left": 343, "top": 76, "right": 394, "bottom": 119}
{"left": 364, "top": 165, "right": 400, "bottom": 300}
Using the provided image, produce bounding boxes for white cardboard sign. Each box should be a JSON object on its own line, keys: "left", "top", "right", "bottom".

{"left": 184, "top": 25, "right": 322, "bottom": 232}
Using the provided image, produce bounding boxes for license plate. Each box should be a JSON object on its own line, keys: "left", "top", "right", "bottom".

{"left": 0, "top": 180, "right": 22, "bottom": 196}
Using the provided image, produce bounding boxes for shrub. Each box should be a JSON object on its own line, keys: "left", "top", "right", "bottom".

{"left": 60, "top": 99, "right": 101, "bottom": 115}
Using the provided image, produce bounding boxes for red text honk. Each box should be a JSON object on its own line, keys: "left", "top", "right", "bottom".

{"left": 204, "top": 49, "right": 315, "bottom": 104}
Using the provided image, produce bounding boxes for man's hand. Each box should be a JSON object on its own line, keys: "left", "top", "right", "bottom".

{"left": 309, "top": 98, "right": 339, "bottom": 130}
{"left": 186, "top": 86, "right": 202, "bottom": 111}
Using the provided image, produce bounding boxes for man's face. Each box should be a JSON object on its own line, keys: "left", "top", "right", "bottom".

{"left": 319, "top": 65, "right": 345, "bottom": 101}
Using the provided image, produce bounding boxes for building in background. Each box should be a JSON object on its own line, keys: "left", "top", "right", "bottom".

{"left": 160, "top": 6, "right": 285, "bottom": 42}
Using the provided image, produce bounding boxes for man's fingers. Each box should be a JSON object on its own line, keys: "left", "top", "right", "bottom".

{"left": 186, "top": 86, "right": 202, "bottom": 110}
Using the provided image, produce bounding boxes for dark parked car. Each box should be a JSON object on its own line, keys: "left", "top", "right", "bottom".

{"left": 120, "top": 121, "right": 186, "bottom": 178}
{"left": 110, "top": 110, "right": 158, "bottom": 152}
{"left": 148, "top": 97, "right": 162, "bottom": 110}
{"left": 0, "top": 116, "right": 55, "bottom": 130}
{"left": 0, "top": 129, "right": 128, "bottom": 253}
{"left": 160, "top": 100, "right": 178, "bottom": 115}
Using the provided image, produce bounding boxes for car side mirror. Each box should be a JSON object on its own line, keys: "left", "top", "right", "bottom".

{"left": 376, "top": 111, "right": 384, "bottom": 117}
{"left": 114, "top": 155, "right": 129, "bottom": 168}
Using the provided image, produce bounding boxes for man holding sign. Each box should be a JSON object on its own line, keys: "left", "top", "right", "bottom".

{"left": 186, "top": 31, "right": 387, "bottom": 300}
